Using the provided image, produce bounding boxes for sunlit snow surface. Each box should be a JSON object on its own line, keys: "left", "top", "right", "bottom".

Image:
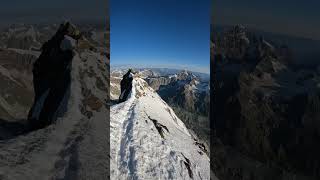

{"left": 110, "top": 78, "right": 210, "bottom": 180}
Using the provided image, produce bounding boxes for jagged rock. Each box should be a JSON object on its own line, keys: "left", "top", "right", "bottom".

{"left": 145, "top": 76, "right": 173, "bottom": 91}
{"left": 148, "top": 116, "right": 169, "bottom": 139}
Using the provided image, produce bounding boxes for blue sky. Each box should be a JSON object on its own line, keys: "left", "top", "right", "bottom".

{"left": 212, "top": 0, "right": 320, "bottom": 40}
{"left": 110, "top": 0, "right": 211, "bottom": 74}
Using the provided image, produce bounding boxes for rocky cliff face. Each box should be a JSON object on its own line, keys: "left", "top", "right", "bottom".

{"left": 212, "top": 25, "right": 320, "bottom": 180}
{"left": 145, "top": 70, "right": 209, "bottom": 115}
{"left": 145, "top": 76, "right": 173, "bottom": 90}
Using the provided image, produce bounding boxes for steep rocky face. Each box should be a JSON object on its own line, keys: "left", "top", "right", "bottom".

{"left": 146, "top": 76, "right": 174, "bottom": 91}
{"left": 214, "top": 25, "right": 250, "bottom": 62}
{"left": 212, "top": 25, "right": 320, "bottom": 179}
{"left": 145, "top": 70, "right": 198, "bottom": 91}
{"left": 156, "top": 73, "right": 209, "bottom": 115}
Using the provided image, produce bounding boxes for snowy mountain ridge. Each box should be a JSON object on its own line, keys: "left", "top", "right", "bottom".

{"left": 110, "top": 77, "right": 212, "bottom": 179}
{"left": 0, "top": 22, "right": 109, "bottom": 179}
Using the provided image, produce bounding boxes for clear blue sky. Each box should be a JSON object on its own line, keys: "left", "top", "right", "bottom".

{"left": 212, "top": 0, "right": 320, "bottom": 40}
{"left": 110, "top": 0, "right": 211, "bottom": 73}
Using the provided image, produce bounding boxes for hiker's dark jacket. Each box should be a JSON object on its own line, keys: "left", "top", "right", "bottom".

{"left": 119, "top": 71, "right": 133, "bottom": 102}
{"left": 28, "top": 23, "right": 76, "bottom": 129}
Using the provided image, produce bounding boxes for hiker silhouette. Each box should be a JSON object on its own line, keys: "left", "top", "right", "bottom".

{"left": 27, "top": 22, "right": 80, "bottom": 129}
{"left": 119, "top": 69, "right": 134, "bottom": 103}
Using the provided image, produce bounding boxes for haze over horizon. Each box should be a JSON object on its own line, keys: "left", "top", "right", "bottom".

{"left": 212, "top": 0, "right": 320, "bottom": 41}
{"left": 111, "top": 63, "right": 210, "bottom": 74}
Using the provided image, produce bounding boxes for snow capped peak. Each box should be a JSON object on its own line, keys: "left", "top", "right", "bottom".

{"left": 136, "top": 69, "right": 158, "bottom": 78}
{"left": 176, "top": 70, "right": 195, "bottom": 81}
{"left": 110, "top": 77, "right": 210, "bottom": 179}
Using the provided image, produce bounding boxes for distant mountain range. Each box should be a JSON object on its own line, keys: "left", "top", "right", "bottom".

{"left": 211, "top": 24, "right": 320, "bottom": 180}
{"left": 0, "top": 23, "right": 109, "bottom": 52}
{"left": 212, "top": 24, "right": 320, "bottom": 66}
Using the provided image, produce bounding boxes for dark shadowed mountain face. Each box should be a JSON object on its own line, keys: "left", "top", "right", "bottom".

{"left": 211, "top": 25, "right": 320, "bottom": 180}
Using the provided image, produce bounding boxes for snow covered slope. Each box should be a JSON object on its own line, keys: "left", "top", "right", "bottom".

{"left": 0, "top": 50, "right": 109, "bottom": 180}
{"left": 110, "top": 77, "right": 211, "bottom": 179}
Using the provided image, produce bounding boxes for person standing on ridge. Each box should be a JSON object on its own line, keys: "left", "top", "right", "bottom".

{"left": 119, "top": 69, "right": 134, "bottom": 103}
{"left": 28, "top": 22, "right": 80, "bottom": 129}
